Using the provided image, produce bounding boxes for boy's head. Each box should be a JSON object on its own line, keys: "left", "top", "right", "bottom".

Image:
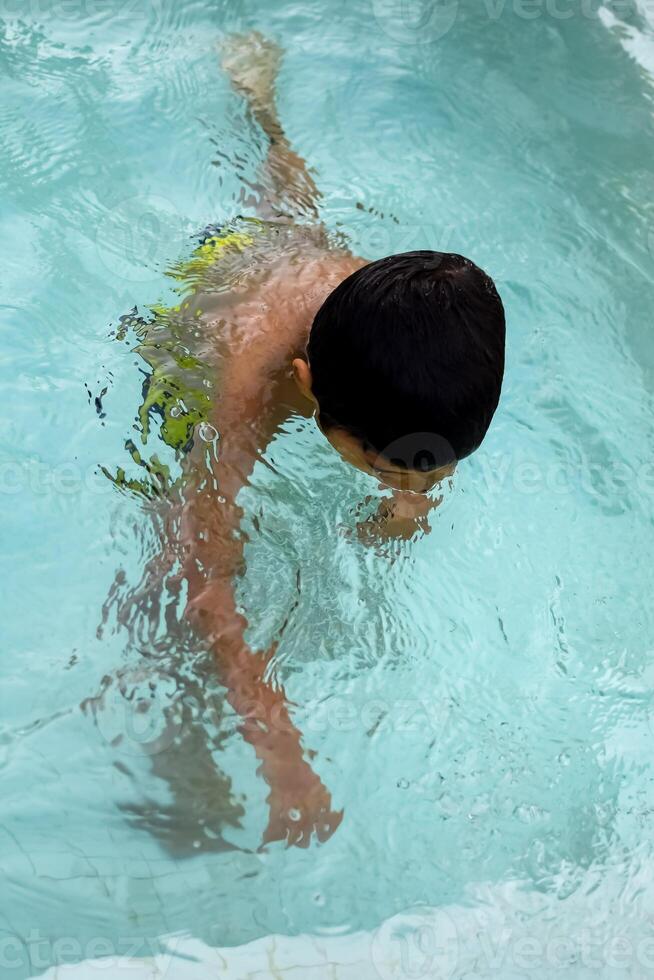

{"left": 293, "top": 250, "right": 505, "bottom": 492}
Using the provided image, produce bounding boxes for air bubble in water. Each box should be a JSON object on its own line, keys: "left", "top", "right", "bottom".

{"left": 198, "top": 423, "right": 217, "bottom": 442}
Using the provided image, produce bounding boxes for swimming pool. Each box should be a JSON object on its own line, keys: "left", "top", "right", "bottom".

{"left": 2, "top": 0, "right": 654, "bottom": 977}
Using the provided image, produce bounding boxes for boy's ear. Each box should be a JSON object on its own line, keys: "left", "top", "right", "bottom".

{"left": 292, "top": 358, "right": 314, "bottom": 401}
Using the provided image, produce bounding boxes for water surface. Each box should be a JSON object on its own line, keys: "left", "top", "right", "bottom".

{"left": 2, "top": 0, "right": 654, "bottom": 977}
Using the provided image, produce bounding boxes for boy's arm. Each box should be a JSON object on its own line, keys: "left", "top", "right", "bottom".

{"left": 181, "top": 361, "right": 341, "bottom": 848}
{"left": 221, "top": 32, "right": 320, "bottom": 219}
{"left": 355, "top": 490, "right": 444, "bottom": 544}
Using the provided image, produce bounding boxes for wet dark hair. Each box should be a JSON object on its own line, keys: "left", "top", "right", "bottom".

{"left": 307, "top": 251, "right": 505, "bottom": 469}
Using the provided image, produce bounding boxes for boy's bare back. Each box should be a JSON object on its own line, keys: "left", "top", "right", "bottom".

{"left": 195, "top": 247, "right": 365, "bottom": 437}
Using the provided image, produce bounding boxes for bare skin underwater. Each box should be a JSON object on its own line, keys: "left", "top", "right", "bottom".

{"left": 158, "top": 32, "right": 443, "bottom": 847}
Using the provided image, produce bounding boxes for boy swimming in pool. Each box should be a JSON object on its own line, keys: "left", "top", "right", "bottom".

{"left": 178, "top": 33, "right": 505, "bottom": 847}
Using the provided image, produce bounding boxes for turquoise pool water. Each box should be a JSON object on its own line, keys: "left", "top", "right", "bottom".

{"left": 2, "top": 1, "right": 654, "bottom": 977}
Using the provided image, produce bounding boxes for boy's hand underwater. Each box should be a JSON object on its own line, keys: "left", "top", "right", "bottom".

{"left": 262, "top": 757, "right": 343, "bottom": 848}
{"left": 353, "top": 490, "right": 440, "bottom": 544}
